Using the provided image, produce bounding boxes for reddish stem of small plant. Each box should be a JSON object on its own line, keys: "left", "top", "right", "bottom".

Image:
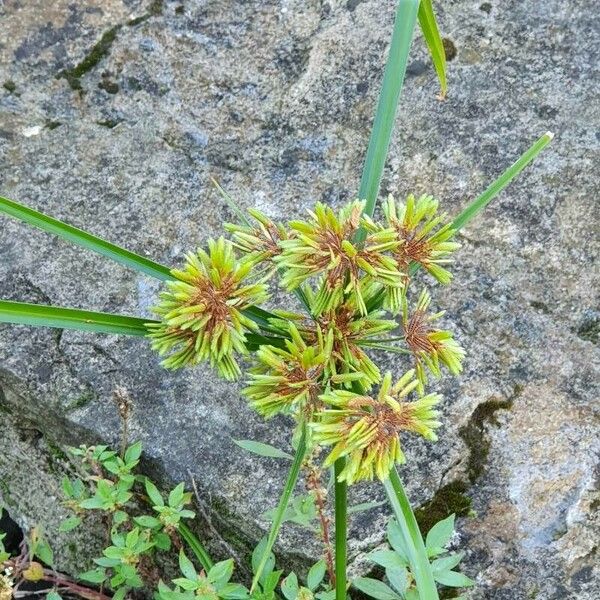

{"left": 41, "top": 569, "right": 112, "bottom": 600}
{"left": 306, "top": 464, "right": 336, "bottom": 588}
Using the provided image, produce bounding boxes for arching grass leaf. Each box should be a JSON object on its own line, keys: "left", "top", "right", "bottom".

{"left": 0, "top": 300, "right": 155, "bottom": 336}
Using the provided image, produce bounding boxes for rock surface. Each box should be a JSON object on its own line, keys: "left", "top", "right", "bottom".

{"left": 0, "top": 0, "right": 598, "bottom": 598}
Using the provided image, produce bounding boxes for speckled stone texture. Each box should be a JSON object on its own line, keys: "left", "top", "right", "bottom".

{"left": 0, "top": 0, "right": 598, "bottom": 598}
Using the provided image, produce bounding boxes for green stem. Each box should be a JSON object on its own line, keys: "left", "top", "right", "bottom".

{"left": 356, "top": 0, "right": 420, "bottom": 236}
{"left": 384, "top": 467, "right": 439, "bottom": 600}
{"left": 251, "top": 424, "right": 308, "bottom": 592}
{"left": 178, "top": 522, "right": 213, "bottom": 572}
{"left": 334, "top": 458, "right": 348, "bottom": 600}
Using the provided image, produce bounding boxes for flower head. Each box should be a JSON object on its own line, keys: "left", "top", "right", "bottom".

{"left": 402, "top": 289, "right": 465, "bottom": 393}
{"left": 147, "top": 237, "right": 268, "bottom": 379}
{"left": 225, "top": 208, "right": 287, "bottom": 262}
{"left": 313, "top": 282, "right": 397, "bottom": 388}
{"left": 312, "top": 371, "right": 441, "bottom": 483}
{"left": 243, "top": 324, "right": 327, "bottom": 418}
{"left": 244, "top": 323, "right": 332, "bottom": 418}
{"left": 276, "top": 201, "right": 402, "bottom": 315}
{"left": 384, "top": 194, "right": 460, "bottom": 291}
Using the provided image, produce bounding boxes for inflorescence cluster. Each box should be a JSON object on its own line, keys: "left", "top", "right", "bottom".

{"left": 148, "top": 195, "right": 464, "bottom": 484}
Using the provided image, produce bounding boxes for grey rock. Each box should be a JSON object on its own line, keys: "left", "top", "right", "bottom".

{"left": 0, "top": 0, "right": 598, "bottom": 598}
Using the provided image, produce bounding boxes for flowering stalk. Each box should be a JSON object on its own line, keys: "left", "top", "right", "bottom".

{"left": 305, "top": 460, "right": 335, "bottom": 587}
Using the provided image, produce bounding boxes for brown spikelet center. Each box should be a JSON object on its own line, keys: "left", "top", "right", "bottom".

{"left": 256, "top": 222, "right": 284, "bottom": 257}
{"left": 344, "top": 397, "right": 415, "bottom": 444}
{"left": 394, "top": 227, "right": 433, "bottom": 271}
{"left": 404, "top": 310, "right": 439, "bottom": 355}
{"left": 188, "top": 274, "right": 237, "bottom": 332}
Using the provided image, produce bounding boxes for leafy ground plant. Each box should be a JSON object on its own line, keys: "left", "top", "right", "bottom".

{"left": 1, "top": 442, "right": 337, "bottom": 600}
{"left": 0, "top": 1, "right": 554, "bottom": 599}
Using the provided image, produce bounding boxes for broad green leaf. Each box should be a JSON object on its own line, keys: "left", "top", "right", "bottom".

{"left": 61, "top": 477, "right": 74, "bottom": 497}
{"left": 386, "top": 520, "right": 410, "bottom": 564}
{"left": 355, "top": 0, "right": 420, "bottom": 237}
{"left": 32, "top": 535, "right": 54, "bottom": 566}
{"left": 281, "top": 572, "right": 299, "bottom": 600}
{"left": 233, "top": 439, "right": 293, "bottom": 460}
{"left": 46, "top": 592, "right": 63, "bottom": 600}
{"left": 113, "top": 510, "right": 129, "bottom": 526}
{"left": 168, "top": 482, "right": 186, "bottom": 507}
{"left": 208, "top": 559, "right": 234, "bottom": 586}
{"left": 0, "top": 300, "right": 154, "bottom": 336}
{"left": 307, "top": 560, "right": 327, "bottom": 591}
{"left": 145, "top": 478, "right": 165, "bottom": 507}
{"left": 433, "top": 570, "right": 475, "bottom": 588}
{"left": 425, "top": 514, "right": 455, "bottom": 551}
{"left": 0, "top": 195, "right": 173, "bottom": 281}
{"left": 386, "top": 566, "right": 409, "bottom": 595}
{"left": 220, "top": 582, "right": 250, "bottom": 599}
{"left": 264, "top": 569, "right": 284, "bottom": 595}
{"left": 352, "top": 577, "right": 401, "bottom": 600}
{"left": 154, "top": 531, "right": 172, "bottom": 551}
{"left": 93, "top": 557, "right": 121, "bottom": 567}
{"left": 125, "top": 527, "right": 140, "bottom": 548}
{"left": 367, "top": 549, "right": 408, "bottom": 570}
{"left": 134, "top": 515, "right": 161, "bottom": 529}
{"left": 58, "top": 516, "right": 81, "bottom": 532}
{"left": 112, "top": 587, "right": 128, "bottom": 600}
{"left": 178, "top": 549, "right": 198, "bottom": 581}
{"left": 418, "top": 0, "right": 447, "bottom": 97}
{"left": 431, "top": 552, "right": 464, "bottom": 574}
{"left": 124, "top": 441, "right": 143, "bottom": 464}
{"left": 79, "top": 568, "right": 107, "bottom": 584}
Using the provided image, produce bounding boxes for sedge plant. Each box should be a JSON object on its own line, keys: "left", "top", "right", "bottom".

{"left": 0, "top": 1, "right": 554, "bottom": 599}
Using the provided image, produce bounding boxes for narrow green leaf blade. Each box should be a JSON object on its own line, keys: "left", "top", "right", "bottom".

{"left": 232, "top": 439, "right": 293, "bottom": 460}
{"left": 251, "top": 425, "right": 308, "bottom": 592}
{"left": 211, "top": 178, "right": 252, "bottom": 227}
{"left": 178, "top": 522, "right": 213, "bottom": 572}
{"left": 0, "top": 300, "right": 156, "bottom": 336}
{"left": 451, "top": 132, "right": 554, "bottom": 232}
{"left": 365, "top": 132, "right": 554, "bottom": 314}
{"left": 357, "top": 0, "right": 420, "bottom": 235}
{"left": 418, "top": 0, "right": 447, "bottom": 97}
{"left": 383, "top": 468, "right": 439, "bottom": 600}
{"left": 0, "top": 195, "right": 173, "bottom": 281}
